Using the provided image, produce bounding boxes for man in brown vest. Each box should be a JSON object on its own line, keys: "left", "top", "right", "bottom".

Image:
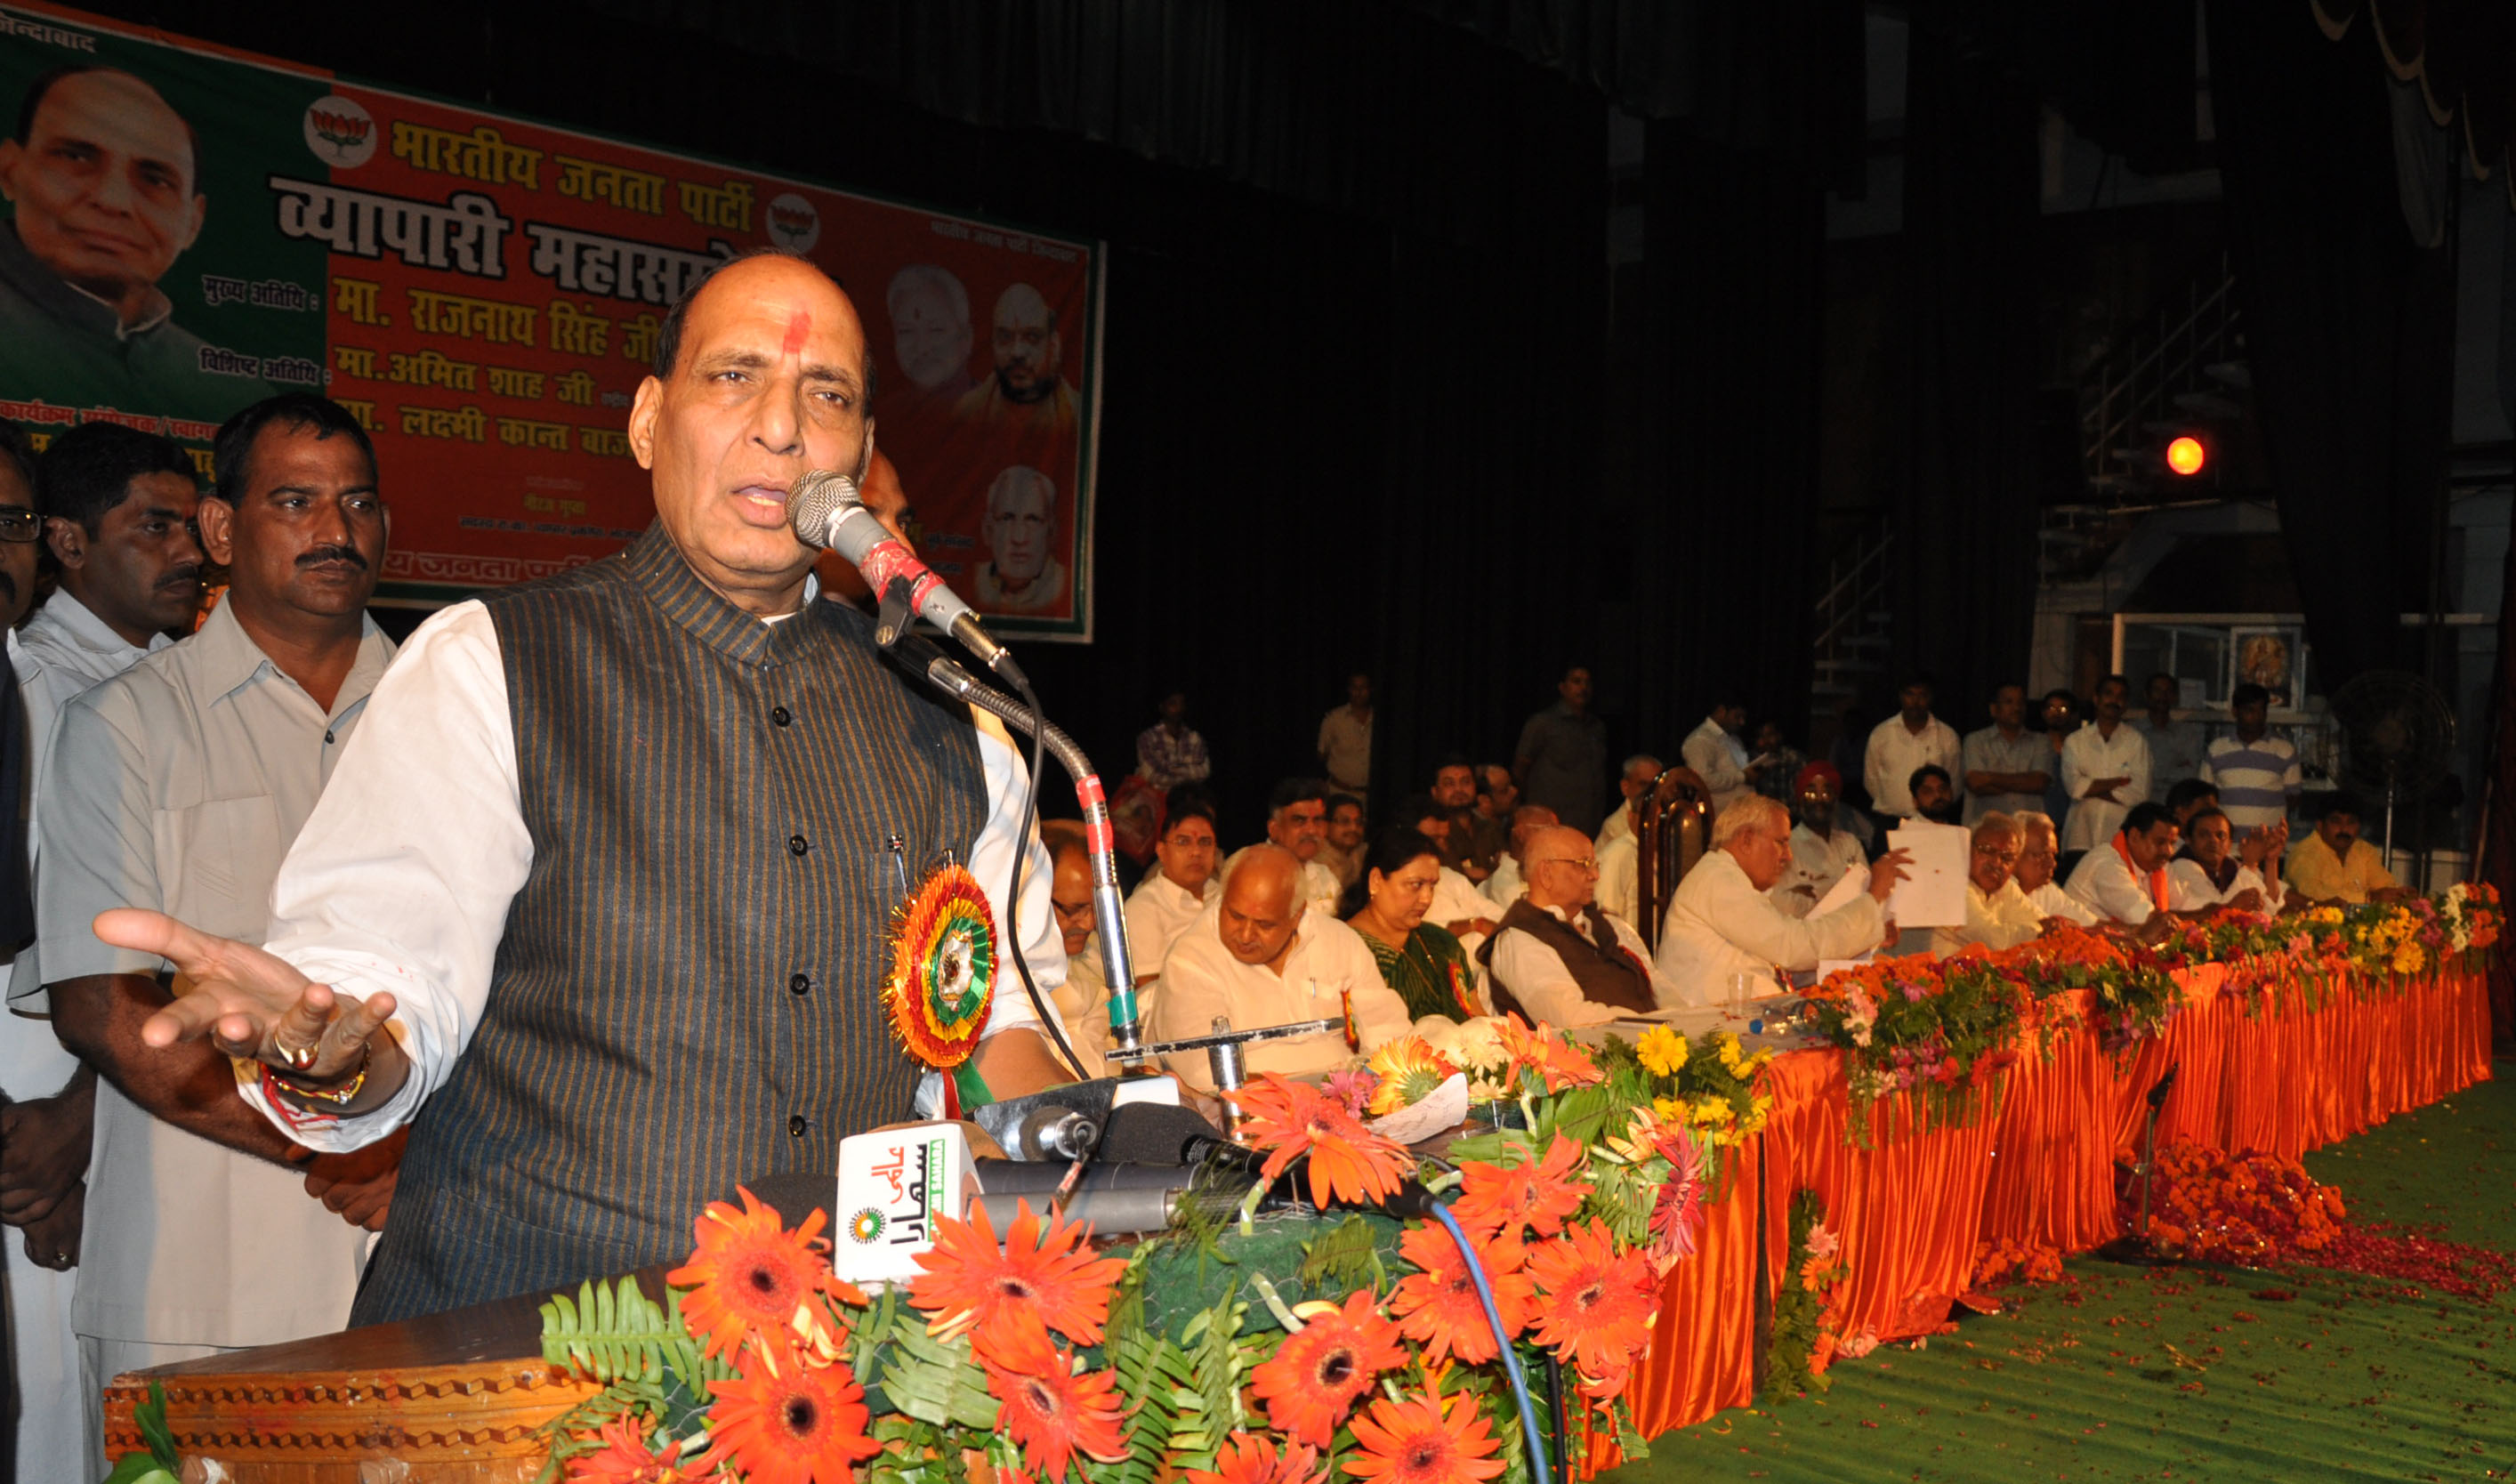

{"left": 91, "top": 251, "right": 1071, "bottom": 1322}
{"left": 1480, "top": 826, "right": 1681, "bottom": 1027}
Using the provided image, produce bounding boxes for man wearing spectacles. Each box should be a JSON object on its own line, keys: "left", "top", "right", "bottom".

{"left": 1480, "top": 825, "right": 1682, "bottom": 1027}
{"left": 1770, "top": 762, "right": 1867, "bottom": 921}
{"left": 1931, "top": 812, "right": 2045, "bottom": 956}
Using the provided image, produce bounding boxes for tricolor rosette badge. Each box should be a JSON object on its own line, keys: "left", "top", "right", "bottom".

{"left": 884, "top": 866, "right": 997, "bottom": 1069}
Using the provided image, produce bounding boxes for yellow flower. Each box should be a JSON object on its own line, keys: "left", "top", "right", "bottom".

{"left": 1716, "top": 1036, "right": 1744, "bottom": 1070}
{"left": 1635, "top": 1025, "right": 1689, "bottom": 1078}
{"left": 2389, "top": 942, "right": 2427, "bottom": 975}
{"left": 1748, "top": 1048, "right": 1777, "bottom": 1070}
{"left": 2308, "top": 907, "right": 2343, "bottom": 926}
{"left": 1652, "top": 1097, "right": 1688, "bottom": 1124}
{"left": 1691, "top": 1095, "right": 1730, "bottom": 1126}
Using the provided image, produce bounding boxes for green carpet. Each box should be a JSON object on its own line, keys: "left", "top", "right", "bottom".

{"left": 1609, "top": 1064, "right": 2516, "bottom": 1483}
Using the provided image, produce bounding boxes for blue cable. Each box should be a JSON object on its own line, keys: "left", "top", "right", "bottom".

{"left": 1429, "top": 1202, "right": 1554, "bottom": 1484}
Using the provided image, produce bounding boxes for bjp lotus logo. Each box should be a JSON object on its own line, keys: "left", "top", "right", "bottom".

{"left": 302, "top": 95, "right": 377, "bottom": 168}
{"left": 767, "top": 192, "right": 821, "bottom": 253}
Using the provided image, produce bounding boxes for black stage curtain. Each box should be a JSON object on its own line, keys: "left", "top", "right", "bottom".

{"left": 1629, "top": 128, "right": 1829, "bottom": 750}
{"left": 1889, "top": 20, "right": 2044, "bottom": 720}
{"left": 2207, "top": 3, "right": 2458, "bottom": 690}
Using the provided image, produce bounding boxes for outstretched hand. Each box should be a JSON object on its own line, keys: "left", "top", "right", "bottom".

{"left": 94, "top": 909, "right": 397, "bottom": 1081}
{"left": 1868, "top": 848, "right": 1913, "bottom": 902}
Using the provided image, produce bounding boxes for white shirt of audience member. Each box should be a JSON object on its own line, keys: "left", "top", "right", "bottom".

{"left": 1864, "top": 685, "right": 1964, "bottom": 819}
{"left": 2063, "top": 815, "right": 2179, "bottom": 925}
{"left": 1681, "top": 711, "right": 1754, "bottom": 815}
{"left": 1151, "top": 853, "right": 1407, "bottom": 1092}
{"left": 2060, "top": 682, "right": 2153, "bottom": 852}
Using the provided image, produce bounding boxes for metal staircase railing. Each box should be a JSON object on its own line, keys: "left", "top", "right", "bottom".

{"left": 1811, "top": 518, "right": 1891, "bottom": 701}
{"left": 2078, "top": 251, "right": 2240, "bottom": 486}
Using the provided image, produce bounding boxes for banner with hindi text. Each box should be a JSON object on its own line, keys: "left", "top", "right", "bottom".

{"left": 0, "top": 1, "right": 1103, "bottom": 636}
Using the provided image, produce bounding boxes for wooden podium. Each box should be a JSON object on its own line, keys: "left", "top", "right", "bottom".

{"left": 93, "top": 1273, "right": 663, "bottom": 1482}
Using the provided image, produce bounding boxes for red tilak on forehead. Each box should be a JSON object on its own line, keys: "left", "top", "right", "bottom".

{"left": 782, "top": 310, "right": 810, "bottom": 356}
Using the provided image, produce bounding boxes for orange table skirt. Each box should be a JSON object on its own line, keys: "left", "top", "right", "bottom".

{"left": 1623, "top": 962, "right": 2494, "bottom": 1439}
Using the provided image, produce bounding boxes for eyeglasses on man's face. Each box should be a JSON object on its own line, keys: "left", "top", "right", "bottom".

{"left": 0, "top": 508, "right": 41, "bottom": 544}
{"left": 1536, "top": 856, "right": 1600, "bottom": 875}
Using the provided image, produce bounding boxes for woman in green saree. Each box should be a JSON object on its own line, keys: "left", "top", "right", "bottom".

{"left": 1340, "top": 827, "right": 1483, "bottom": 1022}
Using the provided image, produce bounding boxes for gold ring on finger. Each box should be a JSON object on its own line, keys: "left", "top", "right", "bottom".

{"left": 273, "top": 1034, "right": 320, "bottom": 1071}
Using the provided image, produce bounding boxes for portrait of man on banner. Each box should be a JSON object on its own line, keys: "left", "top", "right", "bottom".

{"left": 0, "top": 63, "right": 273, "bottom": 421}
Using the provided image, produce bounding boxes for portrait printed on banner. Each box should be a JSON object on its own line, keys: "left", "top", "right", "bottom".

{"left": 972, "top": 464, "right": 1068, "bottom": 616}
{"left": 2230, "top": 626, "right": 2308, "bottom": 710}
{"left": 0, "top": 62, "right": 274, "bottom": 420}
{"left": 953, "top": 281, "right": 1077, "bottom": 441}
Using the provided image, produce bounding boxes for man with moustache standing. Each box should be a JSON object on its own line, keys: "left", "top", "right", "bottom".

{"left": 37, "top": 393, "right": 398, "bottom": 1466}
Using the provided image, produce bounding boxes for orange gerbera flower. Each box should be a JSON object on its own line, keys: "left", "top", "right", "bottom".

{"left": 906, "top": 1198, "right": 1128, "bottom": 1355}
{"left": 1235, "top": 1074, "right": 1415, "bottom": 1207}
{"left": 1388, "top": 1221, "right": 1533, "bottom": 1365}
{"left": 1448, "top": 1135, "right": 1588, "bottom": 1240}
{"left": 1250, "top": 1289, "right": 1410, "bottom": 1448}
{"left": 981, "top": 1327, "right": 1129, "bottom": 1477}
{"left": 1343, "top": 1393, "right": 1505, "bottom": 1484}
{"left": 1186, "top": 1431, "right": 1327, "bottom": 1484}
{"left": 1492, "top": 1015, "right": 1603, "bottom": 1093}
{"left": 705, "top": 1346, "right": 881, "bottom": 1484}
{"left": 666, "top": 1187, "right": 836, "bottom": 1364}
{"left": 566, "top": 1415, "right": 690, "bottom": 1483}
{"left": 1524, "top": 1220, "right": 1658, "bottom": 1375}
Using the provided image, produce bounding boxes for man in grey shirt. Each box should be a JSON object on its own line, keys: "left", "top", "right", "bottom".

{"left": 1513, "top": 665, "right": 1608, "bottom": 835}
{"left": 2131, "top": 671, "right": 2207, "bottom": 804}
{"left": 1962, "top": 682, "right": 2052, "bottom": 826}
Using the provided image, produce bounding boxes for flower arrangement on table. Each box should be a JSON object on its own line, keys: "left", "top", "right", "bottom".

{"left": 1759, "top": 1191, "right": 1850, "bottom": 1399}
{"left": 1798, "top": 950, "right": 2032, "bottom": 1139}
{"left": 532, "top": 1020, "right": 1711, "bottom": 1484}
{"left": 2117, "top": 1142, "right": 2346, "bottom": 1266}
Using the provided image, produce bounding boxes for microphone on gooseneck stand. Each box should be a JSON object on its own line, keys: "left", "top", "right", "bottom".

{"left": 789, "top": 467, "right": 1027, "bottom": 689}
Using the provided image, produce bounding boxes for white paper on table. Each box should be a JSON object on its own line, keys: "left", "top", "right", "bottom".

{"left": 1883, "top": 823, "right": 1968, "bottom": 927}
{"left": 1810, "top": 862, "right": 1870, "bottom": 918}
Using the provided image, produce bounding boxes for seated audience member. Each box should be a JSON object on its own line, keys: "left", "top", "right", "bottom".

{"left": 1656, "top": 796, "right": 1906, "bottom": 1004}
{"left": 1400, "top": 795, "right": 1502, "bottom": 951}
{"left": 2200, "top": 683, "right": 2302, "bottom": 836}
{"left": 1864, "top": 673, "right": 1962, "bottom": 828}
{"left": 1153, "top": 845, "right": 1408, "bottom": 1093}
{"left": 1962, "top": 682, "right": 2050, "bottom": 825}
{"left": 1124, "top": 795, "right": 1219, "bottom": 990}
{"left": 1480, "top": 803, "right": 1557, "bottom": 910}
{"left": 1749, "top": 721, "right": 1804, "bottom": 805}
{"left": 1934, "top": 812, "right": 2044, "bottom": 956}
{"left": 1471, "top": 763, "right": 1516, "bottom": 869}
{"left": 1594, "top": 754, "right": 1663, "bottom": 851}
{"left": 1770, "top": 762, "right": 1867, "bottom": 920}
{"left": 1908, "top": 763, "right": 1963, "bottom": 827}
{"left": 2133, "top": 671, "right": 2206, "bottom": 802}
{"left": 2013, "top": 810, "right": 2101, "bottom": 927}
{"left": 2283, "top": 792, "right": 2405, "bottom": 906}
{"left": 2060, "top": 674, "right": 2151, "bottom": 852}
{"left": 1219, "top": 778, "right": 1342, "bottom": 915}
{"left": 2171, "top": 807, "right": 2285, "bottom": 915}
{"left": 1429, "top": 757, "right": 1495, "bottom": 881}
{"left": 1683, "top": 700, "right": 1755, "bottom": 815}
{"left": 1343, "top": 828, "right": 1481, "bottom": 1023}
{"left": 1047, "top": 839, "right": 1110, "bottom": 1077}
{"left": 1135, "top": 690, "right": 1211, "bottom": 790}
{"left": 2063, "top": 801, "right": 2180, "bottom": 926}
{"left": 2165, "top": 778, "right": 2220, "bottom": 832}
{"left": 1482, "top": 827, "right": 1681, "bottom": 1027}
{"left": 1318, "top": 793, "right": 1367, "bottom": 890}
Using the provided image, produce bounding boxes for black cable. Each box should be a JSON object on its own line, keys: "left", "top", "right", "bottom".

{"left": 998, "top": 669, "right": 1088, "bottom": 1085}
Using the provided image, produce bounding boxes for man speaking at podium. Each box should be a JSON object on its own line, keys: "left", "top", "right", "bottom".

{"left": 95, "top": 250, "right": 1069, "bottom": 1325}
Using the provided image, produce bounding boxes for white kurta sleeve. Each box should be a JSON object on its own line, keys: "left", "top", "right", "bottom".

{"left": 1484, "top": 927, "right": 1621, "bottom": 1028}
{"left": 1702, "top": 862, "right": 1885, "bottom": 972}
{"left": 1681, "top": 729, "right": 1742, "bottom": 800}
{"left": 246, "top": 602, "right": 527, "bottom": 1150}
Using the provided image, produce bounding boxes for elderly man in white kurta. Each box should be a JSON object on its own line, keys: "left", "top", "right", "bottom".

{"left": 2013, "top": 811, "right": 2101, "bottom": 927}
{"left": 1932, "top": 812, "right": 2045, "bottom": 956}
{"left": 1152, "top": 846, "right": 1408, "bottom": 1093}
{"left": 1482, "top": 826, "right": 1684, "bottom": 1028}
{"left": 1655, "top": 795, "right": 1906, "bottom": 1005}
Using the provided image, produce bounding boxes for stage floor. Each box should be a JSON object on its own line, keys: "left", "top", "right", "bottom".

{"left": 1612, "top": 1062, "right": 2516, "bottom": 1482}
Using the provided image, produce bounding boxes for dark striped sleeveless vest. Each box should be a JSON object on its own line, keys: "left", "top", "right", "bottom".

{"left": 353, "top": 524, "right": 985, "bottom": 1324}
